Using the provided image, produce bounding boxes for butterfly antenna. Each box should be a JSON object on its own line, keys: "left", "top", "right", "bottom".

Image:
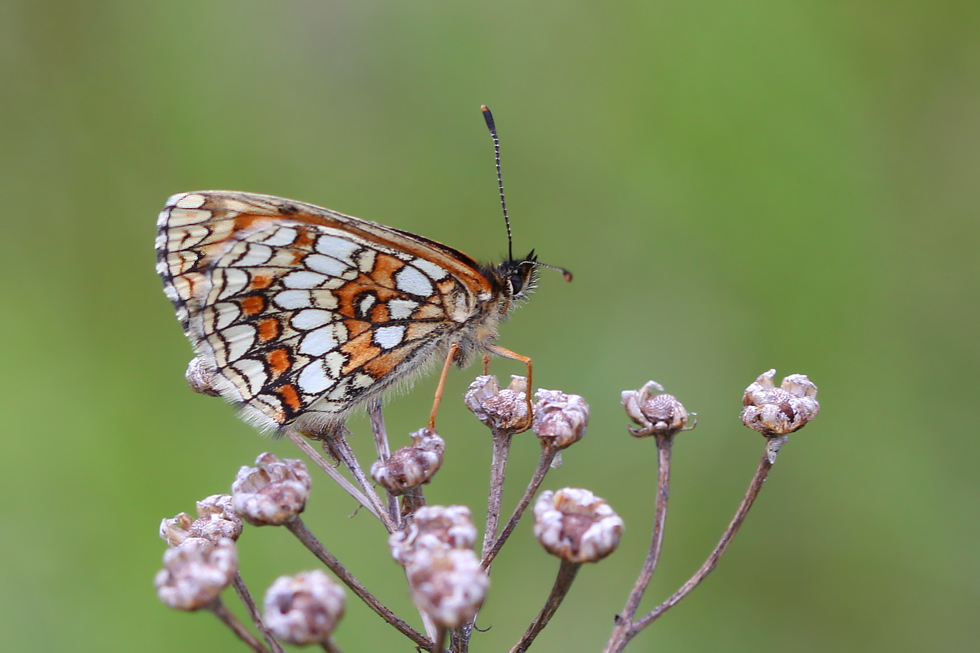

{"left": 482, "top": 105, "right": 514, "bottom": 262}
{"left": 529, "top": 260, "right": 574, "bottom": 282}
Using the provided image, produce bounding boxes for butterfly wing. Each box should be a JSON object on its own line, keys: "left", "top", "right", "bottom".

{"left": 156, "top": 191, "right": 495, "bottom": 432}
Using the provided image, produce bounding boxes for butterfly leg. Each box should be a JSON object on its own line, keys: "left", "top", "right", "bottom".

{"left": 482, "top": 353, "right": 491, "bottom": 375}
{"left": 428, "top": 343, "right": 462, "bottom": 430}
{"left": 485, "top": 343, "right": 534, "bottom": 431}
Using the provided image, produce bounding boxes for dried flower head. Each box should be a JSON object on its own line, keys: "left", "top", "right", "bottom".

{"left": 389, "top": 505, "right": 477, "bottom": 566}
{"left": 232, "top": 453, "right": 311, "bottom": 526}
{"left": 370, "top": 427, "right": 445, "bottom": 495}
{"left": 533, "top": 488, "right": 624, "bottom": 563}
{"left": 464, "top": 375, "right": 530, "bottom": 433}
{"left": 160, "top": 494, "right": 243, "bottom": 546}
{"left": 154, "top": 537, "right": 238, "bottom": 611}
{"left": 263, "top": 570, "right": 346, "bottom": 645}
{"left": 185, "top": 356, "right": 221, "bottom": 396}
{"left": 404, "top": 547, "right": 488, "bottom": 628}
{"left": 740, "top": 369, "right": 820, "bottom": 436}
{"left": 532, "top": 389, "right": 589, "bottom": 449}
{"left": 622, "top": 380, "right": 692, "bottom": 438}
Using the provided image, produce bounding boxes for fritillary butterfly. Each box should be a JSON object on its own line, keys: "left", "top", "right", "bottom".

{"left": 155, "top": 107, "right": 569, "bottom": 435}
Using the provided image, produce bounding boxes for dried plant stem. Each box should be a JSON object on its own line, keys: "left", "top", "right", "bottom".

{"left": 606, "top": 445, "right": 779, "bottom": 651}
{"left": 482, "top": 444, "right": 558, "bottom": 569}
{"left": 432, "top": 626, "right": 448, "bottom": 653}
{"left": 208, "top": 598, "right": 270, "bottom": 652}
{"left": 285, "top": 517, "right": 431, "bottom": 649}
{"left": 510, "top": 560, "right": 581, "bottom": 653}
{"left": 320, "top": 637, "right": 343, "bottom": 653}
{"left": 605, "top": 434, "right": 674, "bottom": 651}
{"left": 286, "top": 429, "right": 384, "bottom": 524}
{"left": 231, "top": 572, "right": 285, "bottom": 653}
{"left": 368, "top": 399, "right": 401, "bottom": 528}
{"left": 481, "top": 428, "right": 514, "bottom": 560}
{"left": 400, "top": 486, "right": 427, "bottom": 518}
{"left": 323, "top": 433, "right": 395, "bottom": 533}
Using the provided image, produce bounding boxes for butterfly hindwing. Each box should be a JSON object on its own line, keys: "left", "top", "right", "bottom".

{"left": 157, "top": 191, "right": 487, "bottom": 431}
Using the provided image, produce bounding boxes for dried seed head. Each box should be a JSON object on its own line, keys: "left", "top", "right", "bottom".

{"left": 533, "top": 488, "right": 624, "bottom": 563}
{"left": 185, "top": 356, "right": 221, "bottom": 396}
{"left": 370, "top": 427, "right": 445, "bottom": 495}
{"left": 464, "top": 375, "right": 530, "bottom": 433}
{"left": 263, "top": 570, "right": 346, "bottom": 645}
{"left": 532, "top": 389, "right": 589, "bottom": 449}
{"left": 231, "top": 453, "right": 311, "bottom": 526}
{"left": 622, "top": 380, "right": 692, "bottom": 438}
{"left": 154, "top": 537, "right": 238, "bottom": 611}
{"left": 740, "top": 369, "right": 820, "bottom": 436}
{"left": 389, "top": 505, "right": 477, "bottom": 566}
{"left": 404, "top": 547, "right": 488, "bottom": 628}
{"left": 160, "top": 494, "right": 243, "bottom": 546}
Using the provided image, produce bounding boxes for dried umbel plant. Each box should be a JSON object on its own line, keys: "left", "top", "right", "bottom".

{"left": 263, "top": 570, "right": 345, "bottom": 646}
{"left": 155, "top": 369, "right": 819, "bottom": 652}
{"left": 371, "top": 427, "right": 445, "bottom": 495}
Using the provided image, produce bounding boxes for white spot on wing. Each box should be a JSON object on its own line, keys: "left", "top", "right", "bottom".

{"left": 353, "top": 373, "right": 374, "bottom": 389}
{"left": 170, "top": 224, "right": 209, "bottom": 250}
{"left": 374, "top": 325, "right": 405, "bottom": 350}
{"left": 274, "top": 290, "right": 312, "bottom": 310}
{"left": 291, "top": 309, "right": 332, "bottom": 331}
{"left": 233, "top": 243, "right": 273, "bottom": 267}
{"left": 175, "top": 193, "right": 207, "bottom": 209}
{"left": 316, "top": 235, "right": 360, "bottom": 264}
{"left": 298, "top": 361, "right": 333, "bottom": 394}
{"left": 311, "top": 290, "right": 339, "bottom": 309}
{"left": 166, "top": 208, "right": 211, "bottom": 227}
{"left": 412, "top": 257, "right": 450, "bottom": 281}
{"left": 223, "top": 325, "right": 256, "bottom": 362}
{"left": 305, "top": 254, "right": 350, "bottom": 277}
{"left": 283, "top": 270, "right": 328, "bottom": 289}
{"left": 359, "top": 294, "right": 376, "bottom": 316}
{"left": 388, "top": 298, "right": 418, "bottom": 320}
{"left": 299, "top": 326, "right": 339, "bottom": 356}
{"left": 323, "top": 351, "right": 346, "bottom": 378}
{"left": 232, "top": 359, "right": 267, "bottom": 394}
{"left": 356, "top": 249, "right": 376, "bottom": 273}
{"left": 394, "top": 265, "right": 433, "bottom": 297}
{"left": 261, "top": 227, "right": 298, "bottom": 247}
{"left": 214, "top": 302, "right": 240, "bottom": 329}
{"left": 216, "top": 269, "right": 250, "bottom": 300}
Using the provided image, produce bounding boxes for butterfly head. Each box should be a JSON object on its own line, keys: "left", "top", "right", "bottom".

{"left": 497, "top": 250, "right": 540, "bottom": 301}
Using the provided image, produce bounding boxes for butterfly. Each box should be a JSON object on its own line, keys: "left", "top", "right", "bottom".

{"left": 156, "top": 107, "right": 570, "bottom": 436}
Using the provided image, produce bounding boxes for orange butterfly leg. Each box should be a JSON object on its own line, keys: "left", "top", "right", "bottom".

{"left": 485, "top": 343, "right": 534, "bottom": 430}
{"left": 429, "top": 343, "right": 461, "bottom": 430}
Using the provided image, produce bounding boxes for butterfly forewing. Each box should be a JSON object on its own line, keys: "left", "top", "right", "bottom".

{"left": 156, "top": 191, "right": 497, "bottom": 432}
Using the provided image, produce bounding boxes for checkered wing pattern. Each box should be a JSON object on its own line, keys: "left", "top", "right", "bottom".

{"left": 156, "top": 191, "right": 498, "bottom": 432}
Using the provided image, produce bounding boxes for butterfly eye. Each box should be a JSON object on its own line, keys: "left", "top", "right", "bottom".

{"left": 508, "top": 273, "right": 524, "bottom": 296}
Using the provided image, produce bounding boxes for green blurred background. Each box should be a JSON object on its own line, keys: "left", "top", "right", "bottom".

{"left": 2, "top": 0, "right": 978, "bottom": 650}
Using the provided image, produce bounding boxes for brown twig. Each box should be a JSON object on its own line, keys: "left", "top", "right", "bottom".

{"left": 605, "top": 440, "right": 783, "bottom": 651}
{"left": 286, "top": 429, "right": 384, "bottom": 524}
{"left": 321, "top": 637, "right": 343, "bottom": 653}
{"left": 208, "top": 597, "right": 270, "bottom": 652}
{"left": 605, "top": 434, "right": 674, "bottom": 650}
{"left": 481, "top": 427, "right": 515, "bottom": 561}
{"left": 482, "top": 444, "right": 559, "bottom": 569}
{"left": 231, "top": 572, "right": 285, "bottom": 653}
{"left": 368, "top": 399, "right": 401, "bottom": 528}
{"left": 322, "top": 432, "right": 396, "bottom": 533}
{"left": 285, "top": 517, "right": 431, "bottom": 649}
{"left": 510, "top": 560, "right": 581, "bottom": 653}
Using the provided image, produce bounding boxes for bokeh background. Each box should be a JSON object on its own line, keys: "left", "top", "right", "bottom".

{"left": 2, "top": 1, "right": 978, "bottom": 651}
